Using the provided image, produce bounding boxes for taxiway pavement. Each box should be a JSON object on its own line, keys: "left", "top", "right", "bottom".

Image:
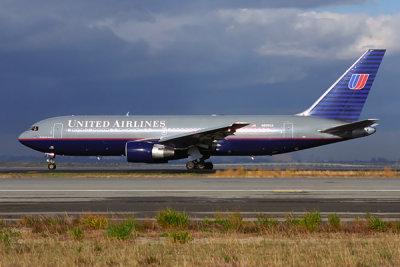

{"left": 0, "top": 177, "right": 399, "bottom": 219}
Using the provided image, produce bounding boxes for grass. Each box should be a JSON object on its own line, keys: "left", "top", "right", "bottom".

{"left": 1, "top": 212, "right": 400, "bottom": 265}
{"left": 0, "top": 167, "right": 399, "bottom": 178}
{"left": 156, "top": 208, "right": 189, "bottom": 229}
{"left": 367, "top": 214, "right": 388, "bottom": 231}
{"left": 213, "top": 212, "right": 244, "bottom": 232}
{"left": 69, "top": 227, "right": 84, "bottom": 241}
{"left": 169, "top": 231, "right": 192, "bottom": 243}
{"left": 215, "top": 167, "right": 400, "bottom": 178}
{"left": 328, "top": 213, "right": 341, "bottom": 230}
{"left": 1, "top": 226, "right": 400, "bottom": 266}
{"left": 257, "top": 214, "right": 279, "bottom": 229}
{"left": 0, "top": 225, "right": 21, "bottom": 246}
{"left": 300, "top": 210, "right": 322, "bottom": 232}
{"left": 106, "top": 218, "right": 139, "bottom": 240}
{"left": 20, "top": 215, "right": 75, "bottom": 234}
{"left": 285, "top": 213, "right": 301, "bottom": 226}
{"left": 82, "top": 215, "right": 108, "bottom": 229}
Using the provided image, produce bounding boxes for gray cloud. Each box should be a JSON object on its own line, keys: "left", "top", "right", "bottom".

{"left": 0, "top": 0, "right": 398, "bottom": 160}
{"left": 219, "top": 9, "right": 400, "bottom": 58}
{"left": 0, "top": 0, "right": 368, "bottom": 18}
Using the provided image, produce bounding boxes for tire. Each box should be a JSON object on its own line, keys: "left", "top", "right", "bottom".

{"left": 205, "top": 162, "right": 213, "bottom": 170}
{"left": 197, "top": 162, "right": 206, "bottom": 170}
{"left": 48, "top": 163, "right": 56, "bottom": 171}
{"left": 186, "top": 161, "right": 196, "bottom": 170}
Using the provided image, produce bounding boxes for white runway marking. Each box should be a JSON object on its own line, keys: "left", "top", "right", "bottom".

{"left": 1, "top": 189, "right": 400, "bottom": 192}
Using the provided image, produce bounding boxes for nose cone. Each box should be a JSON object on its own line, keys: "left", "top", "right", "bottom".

{"left": 18, "top": 131, "right": 30, "bottom": 144}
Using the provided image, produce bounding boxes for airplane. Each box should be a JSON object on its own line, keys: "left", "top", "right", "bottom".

{"left": 18, "top": 49, "right": 385, "bottom": 171}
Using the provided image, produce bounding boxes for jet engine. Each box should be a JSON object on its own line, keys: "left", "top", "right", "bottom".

{"left": 125, "top": 141, "right": 175, "bottom": 163}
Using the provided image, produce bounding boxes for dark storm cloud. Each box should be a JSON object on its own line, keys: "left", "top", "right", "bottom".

{"left": 0, "top": 0, "right": 368, "bottom": 18}
{"left": 0, "top": 0, "right": 398, "bottom": 160}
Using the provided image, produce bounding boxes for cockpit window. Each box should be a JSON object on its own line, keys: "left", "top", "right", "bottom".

{"left": 31, "top": 126, "right": 39, "bottom": 131}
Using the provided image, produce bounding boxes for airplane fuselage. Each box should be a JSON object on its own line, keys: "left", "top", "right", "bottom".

{"left": 19, "top": 115, "right": 347, "bottom": 157}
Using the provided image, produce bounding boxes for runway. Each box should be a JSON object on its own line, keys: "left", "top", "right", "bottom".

{"left": 0, "top": 177, "right": 400, "bottom": 219}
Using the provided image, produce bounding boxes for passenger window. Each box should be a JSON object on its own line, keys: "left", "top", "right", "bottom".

{"left": 31, "top": 126, "right": 39, "bottom": 131}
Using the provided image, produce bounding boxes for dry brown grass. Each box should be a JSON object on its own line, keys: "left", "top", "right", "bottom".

{"left": 1, "top": 229, "right": 400, "bottom": 266}
{"left": 1, "top": 214, "right": 400, "bottom": 266}
{"left": 0, "top": 167, "right": 399, "bottom": 178}
{"left": 215, "top": 167, "right": 400, "bottom": 178}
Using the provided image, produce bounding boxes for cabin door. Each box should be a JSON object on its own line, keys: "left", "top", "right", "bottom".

{"left": 283, "top": 123, "right": 293, "bottom": 138}
{"left": 53, "top": 123, "right": 63, "bottom": 139}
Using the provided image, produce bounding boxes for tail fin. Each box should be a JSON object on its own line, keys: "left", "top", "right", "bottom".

{"left": 300, "top": 49, "right": 385, "bottom": 122}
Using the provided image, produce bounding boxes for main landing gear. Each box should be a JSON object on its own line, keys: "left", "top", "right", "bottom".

{"left": 186, "top": 160, "right": 213, "bottom": 170}
{"left": 186, "top": 147, "right": 213, "bottom": 170}
{"left": 46, "top": 153, "right": 56, "bottom": 171}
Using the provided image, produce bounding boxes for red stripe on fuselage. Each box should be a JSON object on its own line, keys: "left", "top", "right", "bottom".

{"left": 225, "top": 137, "right": 343, "bottom": 140}
{"left": 19, "top": 137, "right": 343, "bottom": 141}
{"left": 18, "top": 137, "right": 145, "bottom": 141}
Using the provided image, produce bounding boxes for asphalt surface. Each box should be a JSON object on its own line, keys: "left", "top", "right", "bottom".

{"left": 0, "top": 177, "right": 400, "bottom": 219}
{"left": 1, "top": 161, "right": 399, "bottom": 172}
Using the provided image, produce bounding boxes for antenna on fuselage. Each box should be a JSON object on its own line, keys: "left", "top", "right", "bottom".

{"left": 126, "top": 112, "right": 130, "bottom": 116}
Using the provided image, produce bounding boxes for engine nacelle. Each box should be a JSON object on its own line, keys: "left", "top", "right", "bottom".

{"left": 126, "top": 141, "right": 175, "bottom": 163}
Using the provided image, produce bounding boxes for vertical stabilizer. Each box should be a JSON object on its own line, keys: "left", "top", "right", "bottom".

{"left": 300, "top": 49, "right": 385, "bottom": 122}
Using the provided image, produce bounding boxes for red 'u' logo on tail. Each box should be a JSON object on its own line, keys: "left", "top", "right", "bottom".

{"left": 348, "top": 74, "right": 369, "bottom": 90}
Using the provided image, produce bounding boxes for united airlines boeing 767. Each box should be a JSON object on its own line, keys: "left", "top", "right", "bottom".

{"left": 19, "top": 49, "right": 385, "bottom": 170}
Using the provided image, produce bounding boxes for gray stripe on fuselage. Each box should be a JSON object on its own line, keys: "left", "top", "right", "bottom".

{"left": 32, "top": 115, "right": 346, "bottom": 140}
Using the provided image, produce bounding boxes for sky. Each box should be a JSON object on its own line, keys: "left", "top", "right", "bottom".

{"left": 1, "top": 0, "right": 399, "bottom": 162}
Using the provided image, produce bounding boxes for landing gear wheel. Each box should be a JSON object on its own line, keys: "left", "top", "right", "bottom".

{"left": 48, "top": 163, "right": 56, "bottom": 171}
{"left": 205, "top": 162, "right": 213, "bottom": 170}
{"left": 45, "top": 153, "right": 56, "bottom": 171}
{"left": 186, "top": 161, "right": 196, "bottom": 170}
{"left": 197, "top": 162, "right": 206, "bottom": 170}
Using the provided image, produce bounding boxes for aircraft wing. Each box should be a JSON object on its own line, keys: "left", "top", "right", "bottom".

{"left": 159, "top": 122, "right": 250, "bottom": 148}
{"left": 319, "top": 119, "right": 379, "bottom": 134}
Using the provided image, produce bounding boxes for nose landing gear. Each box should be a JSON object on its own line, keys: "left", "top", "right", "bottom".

{"left": 46, "top": 153, "right": 56, "bottom": 171}
{"left": 48, "top": 161, "right": 56, "bottom": 171}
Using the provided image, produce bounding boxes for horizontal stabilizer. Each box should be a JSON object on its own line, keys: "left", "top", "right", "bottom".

{"left": 319, "top": 119, "right": 379, "bottom": 134}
